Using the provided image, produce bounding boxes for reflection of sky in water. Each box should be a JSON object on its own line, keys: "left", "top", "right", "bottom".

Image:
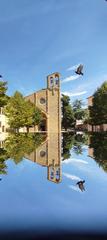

{"left": 0, "top": 145, "right": 107, "bottom": 234}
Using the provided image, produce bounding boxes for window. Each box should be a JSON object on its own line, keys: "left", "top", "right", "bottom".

{"left": 40, "top": 98, "right": 46, "bottom": 104}
{"left": 50, "top": 77, "right": 54, "bottom": 87}
{"left": 50, "top": 77, "right": 53, "bottom": 84}
{"left": 56, "top": 80, "right": 59, "bottom": 85}
{"left": 40, "top": 150, "right": 46, "bottom": 157}
{"left": 55, "top": 75, "right": 59, "bottom": 85}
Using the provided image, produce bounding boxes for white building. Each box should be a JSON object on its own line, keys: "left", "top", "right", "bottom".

{"left": 0, "top": 107, "right": 9, "bottom": 133}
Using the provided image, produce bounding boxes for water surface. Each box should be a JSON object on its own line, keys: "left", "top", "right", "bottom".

{"left": 0, "top": 132, "right": 107, "bottom": 235}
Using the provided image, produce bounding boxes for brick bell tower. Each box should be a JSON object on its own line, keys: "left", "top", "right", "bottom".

{"left": 46, "top": 72, "right": 61, "bottom": 133}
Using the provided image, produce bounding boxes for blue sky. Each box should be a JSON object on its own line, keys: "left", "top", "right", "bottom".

{"left": 0, "top": 0, "right": 107, "bottom": 105}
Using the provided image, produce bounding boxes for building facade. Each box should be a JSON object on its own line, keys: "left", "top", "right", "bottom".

{"left": 24, "top": 72, "right": 61, "bottom": 133}
{"left": 0, "top": 107, "right": 9, "bottom": 133}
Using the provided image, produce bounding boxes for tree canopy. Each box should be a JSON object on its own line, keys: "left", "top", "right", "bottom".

{"left": 89, "top": 133, "right": 107, "bottom": 172}
{"left": 0, "top": 81, "right": 9, "bottom": 107}
{"left": 89, "top": 81, "right": 107, "bottom": 125}
{"left": 4, "top": 133, "right": 46, "bottom": 163}
{"left": 73, "top": 99, "right": 86, "bottom": 120}
{"left": 0, "top": 133, "right": 46, "bottom": 167}
{"left": 61, "top": 94, "right": 75, "bottom": 130}
{"left": 5, "top": 91, "right": 42, "bottom": 131}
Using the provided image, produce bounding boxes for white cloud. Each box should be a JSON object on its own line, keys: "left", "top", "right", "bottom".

{"left": 62, "top": 158, "right": 88, "bottom": 165}
{"left": 66, "top": 64, "right": 80, "bottom": 71}
{"left": 63, "top": 172, "right": 81, "bottom": 181}
{"left": 61, "top": 75, "right": 80, "bottom": 83}
{"left": 61, "top": 90, "right": 87, "bottom": 97}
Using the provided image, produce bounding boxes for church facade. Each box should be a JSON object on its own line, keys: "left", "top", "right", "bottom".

{"left": 24, "top": 72, "right": 61, "bottom": 133}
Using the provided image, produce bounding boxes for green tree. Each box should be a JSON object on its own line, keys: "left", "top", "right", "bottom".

{"left": 73, "top": 99, "right": 86, "bottom": 120}
{"left": 24, "top": 100, "right": 42, "bottom": 132}
{"left": 89, "top": 133, "right": 107, "bottom": 172}
{"left": 61, "top": 94, "right": 75, "bottom": 130}
{"left": 62, "top": 132, "right": 88, "bottom": 161}
{"left": 5, "top": 91, "right": 26, "bottom": 131}
{"left": 62, "top": 133, "right": 75, "bottom": 160}
{"left": 73, "top": 99, "right": 82, "bottom": 111}
{"left": 0, "top": 81, "right": 9, "bottom": 107}
{"left": 73, "top": 134, "right": 88, "bottom": 155}
{"left": 4, "top": 133, "right": 46, "bottom": 164}
{"left": 0, "top": 148, "right": 8, "bottom": 174}
{"left": 89, "top": 81, "right": 107, "bottom": 125}
{"left": 5, "top": 91, "right": 42, "bottom": 132}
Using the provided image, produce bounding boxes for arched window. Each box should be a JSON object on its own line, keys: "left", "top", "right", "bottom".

{"left": 55, "top": 74, "right": 59, "bottom": 85}
{"left": 50, "top": 77, "right": 54, "bottom": 87}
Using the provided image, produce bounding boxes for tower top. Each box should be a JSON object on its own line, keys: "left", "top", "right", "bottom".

{"left": 47, "top": 72, "right": 60, "bottom": 89}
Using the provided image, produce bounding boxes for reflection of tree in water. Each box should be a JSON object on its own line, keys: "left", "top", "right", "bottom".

{"left": 62, "top": 133, "right": 88, "bottom": 160}
{"left": 89, "top": 133, "right": 107, "bottom": 172}
{"left": 0, "top": 133, "right": 46, "bottom": 168}
{"left": 73, "top": 134, "right": 88, "bottom": 155}
{"left": 0, "top": 148, "right": 7, "bottom": 174}
{"left": 62, "top": 133, "right": 75, "bottom": 160}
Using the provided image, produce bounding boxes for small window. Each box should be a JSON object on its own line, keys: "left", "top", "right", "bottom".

{"left": 40, "top": 98, "right": 46, "bottom": 104}
{"left": 50, "top": 77, "right": 54, "bottom": 87}
{"left": 40, "top": 150, "right": 46, "bottom": 157}
{"left": 50, "top": 171, "right": 54, "bottom": 179}
{"left": 56, "top": 80, "right": 59, "bottom": 85}
{"left": 50, "top": 77, "right": 53, "bottom": 84}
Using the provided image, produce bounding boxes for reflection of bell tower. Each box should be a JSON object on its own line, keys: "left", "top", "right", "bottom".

{"left": 25, "top": 132, "right": 61, "bottom": 184}
{"left": 47, "top": 132, "right": 61, "bottom": 183}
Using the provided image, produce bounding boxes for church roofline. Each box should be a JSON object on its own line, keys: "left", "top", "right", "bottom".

{"left": 24, "top": 88, "right": 47, "bottom": 98}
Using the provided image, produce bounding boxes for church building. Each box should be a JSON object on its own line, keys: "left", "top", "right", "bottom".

{"left": 24, "top": 72, "right": 61, "bottom": 133}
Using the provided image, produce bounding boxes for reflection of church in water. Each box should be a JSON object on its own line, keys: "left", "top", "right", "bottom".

{"left": 25, "top": 72, "right": 62, "bottom": 183}
{"left": 25, "top": 132, "right": 61, "bottom": 184}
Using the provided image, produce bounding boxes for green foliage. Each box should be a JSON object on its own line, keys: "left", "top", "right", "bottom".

{"left": 73, "top": 134, "right": 88, "bottom": 155}
{"left": 89, "top": 81, "right": 107, "bottom": 125}
{"left": 89, "top": 133, "right": 107, "bottom": 172}
{"left": 0, "top": 81, "right": 9, "bottom": 107}
{"left": 32, "top": 107, "right": 42, "bottom": 126}
{"left": 5, "top": 91, "right": 42, "bottom": 131}
{"left": 62, "top": 133, "right": 75, "bottom": 160}
{"left": 0, "top": 148, "right": 8, "bottom": 174}
{"left": 2, "top": 133, "right": 46, "bottom": 164}
{"left": 73, "top": 99, "right": 82, "bottom": 111}
{"left": 73, "top": 99, "right": 86, "bottom": 120}
{"left": 62, "top": 133, "right": 88, "bottom": 160}
{"left": 61, "top": 94, "right": 75, "bottom": 130}
{"left": 5, "top": 91, "right": 26, "bottom": 129}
